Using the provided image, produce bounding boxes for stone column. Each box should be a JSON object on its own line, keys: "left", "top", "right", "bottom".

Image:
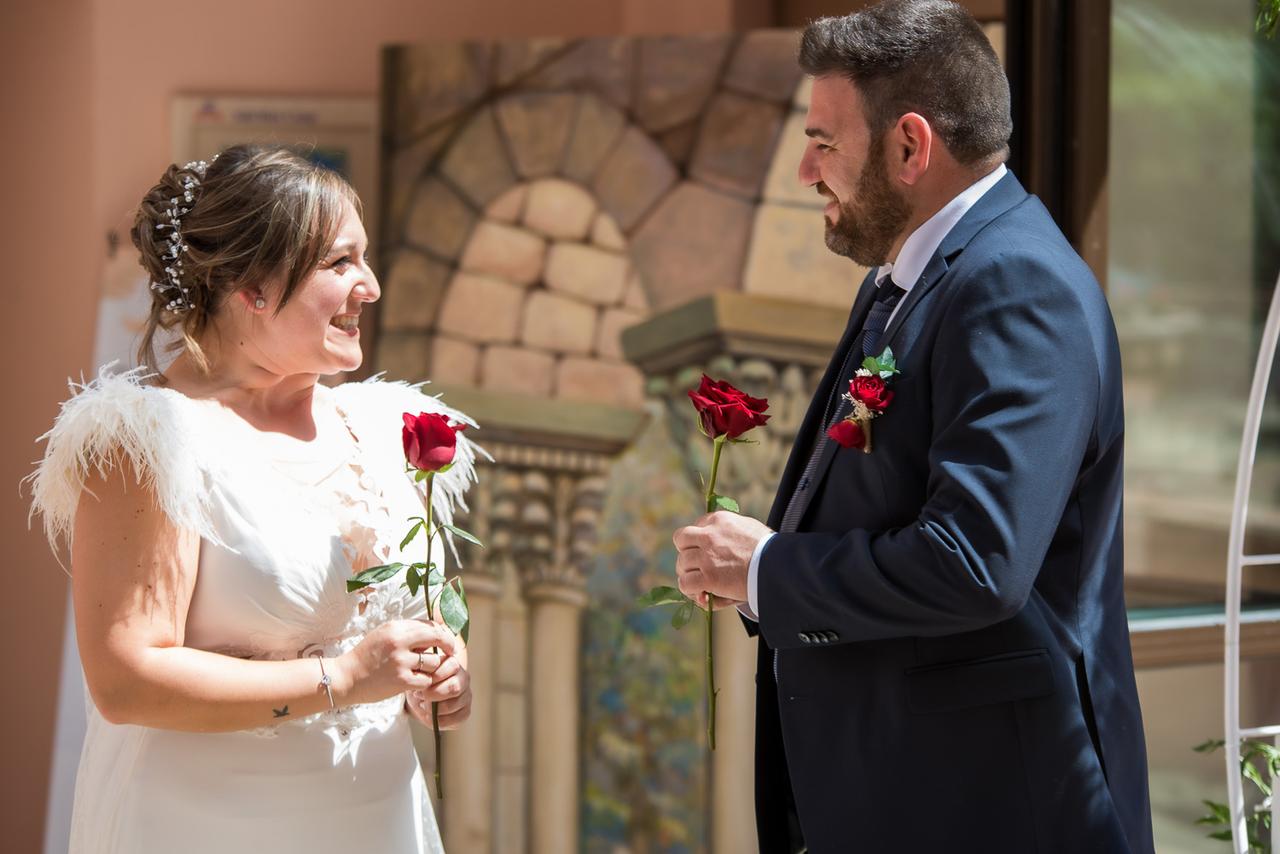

{"left": 622, "top": 293, "right": 843, "bottom": 854}
{"left": 428, "top": 386, "right": 646, "bottom": 854}
{"left": 517, "top": 470, "right": 607, "bottom": 854}
{"left": 440, "top": 472, "right": 507, "bottom": 854}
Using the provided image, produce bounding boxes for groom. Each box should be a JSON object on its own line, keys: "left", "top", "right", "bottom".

{"left": 672, "top": 2, "right": 1155, "bottom": 852}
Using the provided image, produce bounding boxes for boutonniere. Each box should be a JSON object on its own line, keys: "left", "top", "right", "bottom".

{"left": 827, "top": 348, "right": 900, "bottom": 454}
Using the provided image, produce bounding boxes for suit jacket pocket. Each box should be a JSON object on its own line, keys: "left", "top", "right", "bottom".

{"left": 905, "top": 649, "right": 1055, "bottom": 714}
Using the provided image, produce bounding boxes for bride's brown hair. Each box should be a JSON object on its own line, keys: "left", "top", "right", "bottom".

{"left": 131, "top": 144, "right": 360, "bottom": 373}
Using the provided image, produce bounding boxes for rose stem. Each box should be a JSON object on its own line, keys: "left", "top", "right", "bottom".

{"left": 425, "top": 471, "right": 443, "bottom": 799}
{"left": 703, "top": 434, "right": 727, "bottom": 751}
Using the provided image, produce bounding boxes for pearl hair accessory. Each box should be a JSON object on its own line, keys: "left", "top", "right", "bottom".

{"left": 151, "top": 158, "right": 213, "bottom": 314}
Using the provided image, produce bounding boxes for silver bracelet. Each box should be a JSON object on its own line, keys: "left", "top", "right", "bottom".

{"left": 312, "top": 652, "right": 336, "bottom": 710}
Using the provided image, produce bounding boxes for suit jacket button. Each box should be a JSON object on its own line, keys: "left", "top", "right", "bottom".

{"left": 824, "top": 631, "right": 838, "bottom": 642}
{"left": 799, "top": 632, "right": 812, "bottom": 643}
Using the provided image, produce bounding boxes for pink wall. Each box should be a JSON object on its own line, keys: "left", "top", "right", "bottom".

{"left": 6, "top": 1, "right": 771, "bottom": 851}
{"left": 92, "top": 0, "right": 771, "bottom": 245}
{"left": 0, "top": 1, "right": 94, "bottom": 851}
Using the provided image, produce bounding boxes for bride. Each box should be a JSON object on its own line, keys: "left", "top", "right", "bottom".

{"left": 28, "top": 144, "right": 476, "bottom": 853}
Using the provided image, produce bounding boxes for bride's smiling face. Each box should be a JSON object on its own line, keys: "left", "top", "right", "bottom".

{"left": 245, "top": 199, "right": 379, "bottom": 376}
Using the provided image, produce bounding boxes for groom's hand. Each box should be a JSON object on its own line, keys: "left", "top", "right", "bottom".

{"left": 673, "top": 512, "right": 772, "bottom": 606}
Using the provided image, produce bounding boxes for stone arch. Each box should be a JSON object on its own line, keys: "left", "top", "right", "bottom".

{"left": 376, "top": 30, "right": 825, "bottom": 388}
{"left": 380, "top": 91, "right": 674, "bottom": 408}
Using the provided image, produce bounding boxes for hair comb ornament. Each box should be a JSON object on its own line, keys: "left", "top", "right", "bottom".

{"left": 151, "top": 158, "right": 214, "bottom": 314}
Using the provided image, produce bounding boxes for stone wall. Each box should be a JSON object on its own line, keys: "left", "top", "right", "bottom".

{"left": 375, "top": 31, "right": 877, "bottom": 406}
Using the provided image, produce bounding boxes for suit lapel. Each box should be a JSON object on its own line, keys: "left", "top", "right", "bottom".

{"left": 766, "top": 269, "right": 879, "bottom": 529}
{"left": 875, "top": 252, "right": 950, "bottom": 356}
{"left": 767, "top": 171, "right": 1032, "bottom": 531}
{"left": 878, "top": 172, "right": 1027, "bottom": 355}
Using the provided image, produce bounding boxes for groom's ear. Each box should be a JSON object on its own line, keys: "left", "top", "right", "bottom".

{"left": 892, "top": 112, "right": 933, "bottom": 187}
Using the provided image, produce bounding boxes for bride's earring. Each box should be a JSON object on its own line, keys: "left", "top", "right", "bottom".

{"left": 253, "top": 295, "right": 266, "bottom": 310}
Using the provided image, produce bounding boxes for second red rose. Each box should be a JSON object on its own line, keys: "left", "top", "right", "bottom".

{"left": 687, "top": 374, "right": 770, "bottom": 439}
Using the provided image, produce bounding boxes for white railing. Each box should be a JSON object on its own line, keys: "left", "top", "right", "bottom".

{"left": 1224, "top": 270, "right": 1280, "bottom": 853}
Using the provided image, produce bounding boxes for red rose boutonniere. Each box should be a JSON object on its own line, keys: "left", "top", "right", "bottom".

{"left": 827, "top": 347, "right": 900, "bottom": 454}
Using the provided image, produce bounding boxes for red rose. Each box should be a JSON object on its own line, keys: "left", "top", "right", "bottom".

{"left": 402, "top": 412, "right": 463, "bottom": 473}
{"left": 849, "top": 375, "right": 894, "bottom": 412}
{"left": 827, "top": 419, "right": 865, "bottom": 449}
{"left": 687, "top": 375, "right": 770, "bottom": 439}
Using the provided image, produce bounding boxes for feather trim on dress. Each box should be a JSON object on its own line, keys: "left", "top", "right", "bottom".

{"left": 330, "top": 375, "right": 489, "bottom": 561}
{"left": 26, "top": 363, "right": 223, "bottom": 556}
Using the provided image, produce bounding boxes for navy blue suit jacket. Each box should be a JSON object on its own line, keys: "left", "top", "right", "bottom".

{"left": 751, "top": 172, "right": 1154, "bottom": 853}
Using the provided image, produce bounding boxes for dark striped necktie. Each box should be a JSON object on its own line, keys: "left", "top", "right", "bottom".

{"left": 777, "top": 281, "right": 906, "bottom": 534}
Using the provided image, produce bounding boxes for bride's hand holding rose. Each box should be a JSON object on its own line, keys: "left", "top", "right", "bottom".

{"left": 332, "top": 619, "right": 458, "bottom": 707}
{"left": 406, "top": 644, "right": 471, "bottom": 730}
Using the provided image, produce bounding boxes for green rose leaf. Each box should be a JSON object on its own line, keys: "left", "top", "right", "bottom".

{"left": 671, "top": 600, "right": 695, "bottom": 629}
{"left": 456, "top": 577, "right": 470, "bottom": 645}
{"left": 637, "top": 585, "right": 685, "bottom": 608}
{"left": 427, "top": 564, "right": 446, "bottom": 588}
{"left": 442, "top": 523, "right": 484, "bottom": 548}
{"left": 712, "top": 494, "right": 740, "bottom": 514}
{"left": 347, "top": 562, "right": 404, "bottom": 592}
{"left": 861, "top": 347, "right": 900, "bottom": 379}
{"left": 405, "top": 564, "right": 422, "bottom": 598}
{"left": 414, "top": 469, "right": 431, "bottom": 482}
{"left": 400, "top": 520, "right": 425, "bottom": 551}
{"left": 439, "top": 581, "right": 470, "bottom": 639}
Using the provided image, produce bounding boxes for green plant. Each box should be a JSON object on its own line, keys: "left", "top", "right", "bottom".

{"left": 1194, "top": 738, "right": 1280, "bottom": 851}
{"left": 1261, "top": 0, "right": 1280, "bottom": 39}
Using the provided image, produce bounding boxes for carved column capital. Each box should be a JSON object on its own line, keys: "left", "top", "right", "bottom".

{"left": 432, "top": 386, "right": 646, "bottom": 604}
{"left": 622, "top": 294, "right": 844, "bottom": 519}
{"left": 512, "top": 469, "right": 609, "bottom": 603}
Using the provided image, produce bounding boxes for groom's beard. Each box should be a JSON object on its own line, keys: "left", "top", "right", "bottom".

{"left": 823, "top": 137, "right": 911, "bottom": 268}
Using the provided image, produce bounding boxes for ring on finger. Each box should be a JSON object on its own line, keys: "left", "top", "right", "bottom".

{"left": 417, "top": 651, "right": 426, "bottom": 672}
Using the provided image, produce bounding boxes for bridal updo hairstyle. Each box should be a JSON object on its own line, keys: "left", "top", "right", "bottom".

{"left": 131, "top": 144, "right": 359, "bottom": 372}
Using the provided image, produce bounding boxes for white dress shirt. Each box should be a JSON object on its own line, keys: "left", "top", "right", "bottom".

{"left": 740, "top": 164, "right": 1008, "bottom": 621}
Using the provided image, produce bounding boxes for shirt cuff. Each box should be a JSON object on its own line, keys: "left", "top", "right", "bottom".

{"left": 737, "top": 531, "right": 774, "bottom": 622}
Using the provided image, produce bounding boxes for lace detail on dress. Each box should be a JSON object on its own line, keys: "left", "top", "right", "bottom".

{"left": 330, "top": 376, "right": 487, "bottom": 562}
{"left": 246, "top": 393, "right": 433, "bottom": 743}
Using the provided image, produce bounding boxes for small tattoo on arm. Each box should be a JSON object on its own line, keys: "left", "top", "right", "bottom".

{"left": 272, "top": 706, "right": 290, "bottom": 718}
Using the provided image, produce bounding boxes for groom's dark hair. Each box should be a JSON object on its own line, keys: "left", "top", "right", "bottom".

{"left": 799, "top": 0, "right": 1011, "bottom": 168}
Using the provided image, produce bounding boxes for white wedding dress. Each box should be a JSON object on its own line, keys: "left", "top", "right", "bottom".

{"left": 29, "top": 366, "right": 481, "bottom": 854}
